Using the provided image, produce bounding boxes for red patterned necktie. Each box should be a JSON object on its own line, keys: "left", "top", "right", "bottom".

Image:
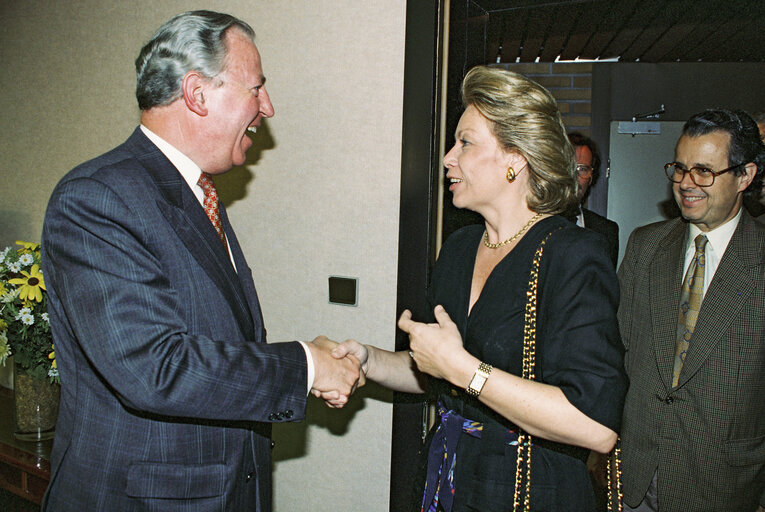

{"left": 197, "top": 173, "right": 228, "bottom": 248}
{"left": 672, "top": 234, "right": 708, "bottom": 387}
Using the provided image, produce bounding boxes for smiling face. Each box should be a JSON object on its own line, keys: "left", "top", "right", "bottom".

{"left": 443, "top": 105, "right": 515, "bottom": 213}
{"left": 672, "top": 131, "right": 752, "bottom": 232}
{"left": 203, "top": 29, "right": 274, "bottom": 174}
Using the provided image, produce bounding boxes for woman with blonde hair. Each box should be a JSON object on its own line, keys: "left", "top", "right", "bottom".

{"left": 330, "top": 66, "right": 627, "bottom": 511}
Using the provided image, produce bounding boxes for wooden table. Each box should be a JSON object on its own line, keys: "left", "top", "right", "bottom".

{"left": 0, "top": 386, "right": 52, "bottom": 505}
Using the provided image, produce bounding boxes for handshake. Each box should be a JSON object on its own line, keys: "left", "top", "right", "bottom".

{"left": 306, "top": 336, "right": 368, "bottom": 408}
{"left": 303, "top": 308, "right": 445, "bottom": 407}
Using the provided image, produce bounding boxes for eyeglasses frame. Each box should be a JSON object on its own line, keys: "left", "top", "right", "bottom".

{"left": 575, "top": 164, "right": 594, "bottom": 178}
{"left": 663, "top": 161, "right": 745, "bottom": 187}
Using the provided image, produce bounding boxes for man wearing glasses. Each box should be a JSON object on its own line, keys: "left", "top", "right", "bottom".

{"left": 617, "top": 109, "right": 765, "bottom": 512}
{"left": 567, "top": 132, "right": 620, "bottom": 266}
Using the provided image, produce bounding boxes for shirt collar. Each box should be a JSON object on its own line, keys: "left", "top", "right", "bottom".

{"left": 140, "top": 125, "right": 205, "bottom": 203}
{"left": 687, "top": 207, "right": 742, "bottom": 256}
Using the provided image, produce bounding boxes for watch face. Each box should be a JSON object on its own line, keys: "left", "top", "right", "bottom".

{"left": 470, "top": 374, "right": 487, "bottom": 390}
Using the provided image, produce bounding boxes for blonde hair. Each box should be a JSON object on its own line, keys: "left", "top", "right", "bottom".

{"left": 461, "top": 66, "right": 577, "bottom": 214}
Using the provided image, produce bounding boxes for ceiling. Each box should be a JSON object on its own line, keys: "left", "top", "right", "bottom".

{"left": 462, "top": 0, "right": 765, "bottom": 63}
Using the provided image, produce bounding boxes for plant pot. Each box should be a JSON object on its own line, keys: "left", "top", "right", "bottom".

{"left": 13, "top": 363, "right": 60, "bottom": 441}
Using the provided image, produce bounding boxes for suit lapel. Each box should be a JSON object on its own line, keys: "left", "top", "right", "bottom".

{"left": 649, "top": 219, "right": 688, "bottom": 389}
{"left": 677, "top": 214, "right": 760, "bottom": 386}
{"left": 582, "top": 209, "right": 595, "bottom": 228}
{"left": 125, "top": 128, "right": 256, "bottom": 340}
{"left": 219, "top": 202, "right": 265, "bottom": 339}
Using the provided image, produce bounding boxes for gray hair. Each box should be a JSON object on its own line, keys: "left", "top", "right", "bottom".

{"left": 135, "top": 10, "right": 255, "bottom": 110}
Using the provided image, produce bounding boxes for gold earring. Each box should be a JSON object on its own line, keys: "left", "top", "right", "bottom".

{"left": 506, "top": 166, "right": 516, "bottom": 183}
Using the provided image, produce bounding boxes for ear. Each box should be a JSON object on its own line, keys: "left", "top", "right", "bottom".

{"left": 737, "top": 162, "right": 757, "bottom": 193}
{"left": 505, "top": 150, "right": 528, "bottom": 172}
{"left": 182, "top": 71, "right": 209, "bottom": 116}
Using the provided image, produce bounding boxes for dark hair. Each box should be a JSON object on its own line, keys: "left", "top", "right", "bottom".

{"left": 567, "top": 132, "right": 602, "bottom": 183}
{"left": 135, "top": 10, "right": 255, "bottom": 110}
{"left": 682, "top": 109, "right": 765, "bottom": 198}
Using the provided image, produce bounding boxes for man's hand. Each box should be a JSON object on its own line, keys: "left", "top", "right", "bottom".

{"left": 307, "top": 336, "right": 364, "bottom": 408}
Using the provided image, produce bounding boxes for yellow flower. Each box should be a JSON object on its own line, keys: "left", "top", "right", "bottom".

{"left": 9, "top": 264, "right": 46, "bottom": 302}
{"left": 15, "top": 240, "right": 40, "bottom": 252}
{"left": 49, "top": 345, "right": 57, "bottom": 369}
{"left": 0, "top": 334, "right": 10, "bottom": 366}
{"left": 0, "top": 282, "right": 5, "bottom": 295}
{"left": 0, "top": 319, "right": 6, "bottom": 331}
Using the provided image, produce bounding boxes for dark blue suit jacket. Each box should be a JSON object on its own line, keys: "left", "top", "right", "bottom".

{"left": 41, "top": 128, "right": 307, "bottom": 511}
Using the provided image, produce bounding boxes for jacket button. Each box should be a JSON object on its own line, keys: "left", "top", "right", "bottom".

{"left": 245, "top": 471, "right": 254, "bottom": 482}
{"left": 284, "top": 410, "right": 294, "bottom": 419}
{"left": 665, "top": 396, "right": 674, "bottom": 405}
{"left": 276, "top": 412, "right": 284, "bottom": 420}
{"left": 271, "top": 440, "right": 276, "bottom": 449}
{"left": 268, "top": 413, "right": 277, "bottom": 421}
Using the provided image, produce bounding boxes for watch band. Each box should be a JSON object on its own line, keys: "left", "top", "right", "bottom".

{"left": 465, "top": 361, "right": 493, "bottom": 397}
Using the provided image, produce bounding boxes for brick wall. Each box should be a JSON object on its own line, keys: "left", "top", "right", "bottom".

{"left": 500, "top": 62, "right": 594, "bottom": 135}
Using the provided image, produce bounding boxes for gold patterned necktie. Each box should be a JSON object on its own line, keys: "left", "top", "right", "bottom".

{"left": 672, "top": 234, "right": 708, "bottom": 387}
{"left": 197, "top": 173, "right": 228, "bottom": 248}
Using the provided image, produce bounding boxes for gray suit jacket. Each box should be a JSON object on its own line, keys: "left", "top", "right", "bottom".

{"left": 41, "top": 128, "right": 307, "bottom": 511}
{"left": 617, "top": 211, "right": 765, "bottom": 512}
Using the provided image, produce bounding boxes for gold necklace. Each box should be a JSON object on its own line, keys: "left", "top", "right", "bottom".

{"left": 482, "top": 212, "right": 543, "bottom": 249}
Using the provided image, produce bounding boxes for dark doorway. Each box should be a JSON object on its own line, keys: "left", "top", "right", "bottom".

{"left": 389, "top": 1, "right": 445, "bottom": 510}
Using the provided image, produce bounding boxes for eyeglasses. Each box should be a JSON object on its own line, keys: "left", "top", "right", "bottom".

{"left": 575, "top": 164, "right": 593, "bottom": 178}
{"left": 664, "top": 162, "right": 744, "bottom": 187}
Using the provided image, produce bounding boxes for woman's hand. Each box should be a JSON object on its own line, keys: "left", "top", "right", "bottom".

{"left": 308, "top": 337, "right": 366, "bottom": 408}
{"left": 332, "top": 339, "right": 369, "bottom": 375}
{"left": 314, "top": 339, "right": 372, "bottom": 408}
{"left": 397, "top": 305, "right": 472, "bottom": 383}
{"left": 331, "top": 338, "right": 428, "bottom": 395}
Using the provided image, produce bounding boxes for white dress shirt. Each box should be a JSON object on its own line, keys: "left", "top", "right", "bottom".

{"left": 575, "top": 207, "right": 585, "bottom": 228}
{"left": 140, "top": 125, "right": 236, "bottom": 267}
{"left": 684, "top": 208, "right": 742, "bottom": 297}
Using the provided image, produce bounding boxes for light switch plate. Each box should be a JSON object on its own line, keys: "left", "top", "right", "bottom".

{"left": 328, "top": 276, "right": 358, "bottom": 306}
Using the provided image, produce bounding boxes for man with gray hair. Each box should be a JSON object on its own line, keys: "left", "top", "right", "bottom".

{"left": 41, "top": 10, "right": 362, "bottom": 511}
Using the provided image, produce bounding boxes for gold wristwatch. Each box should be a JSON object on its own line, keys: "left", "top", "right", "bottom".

{"left": 465, "top": 362, "right": 492, "bottom": 397}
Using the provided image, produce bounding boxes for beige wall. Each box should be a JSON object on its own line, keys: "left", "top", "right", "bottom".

{"left": 1, "top": 1, "right": 406, "bottom": 510}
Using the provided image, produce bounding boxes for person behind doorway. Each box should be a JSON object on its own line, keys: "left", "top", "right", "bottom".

{"left": 567, "top": 132, "right": 620, "bottom": 266}
{"left": 618, "top": 108, "right": 765, "bottom": 512}
{"left": 323, "top": 66, "right": 628, "bottom": 511}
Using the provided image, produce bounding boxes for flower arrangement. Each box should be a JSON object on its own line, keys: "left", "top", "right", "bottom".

{"left": 0, "top": 241, "right": 59, "bottom": 383}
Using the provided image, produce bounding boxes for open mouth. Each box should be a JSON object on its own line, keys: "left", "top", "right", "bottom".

{"left": 247, "top": 126, "right": 257, "bottom": 134}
